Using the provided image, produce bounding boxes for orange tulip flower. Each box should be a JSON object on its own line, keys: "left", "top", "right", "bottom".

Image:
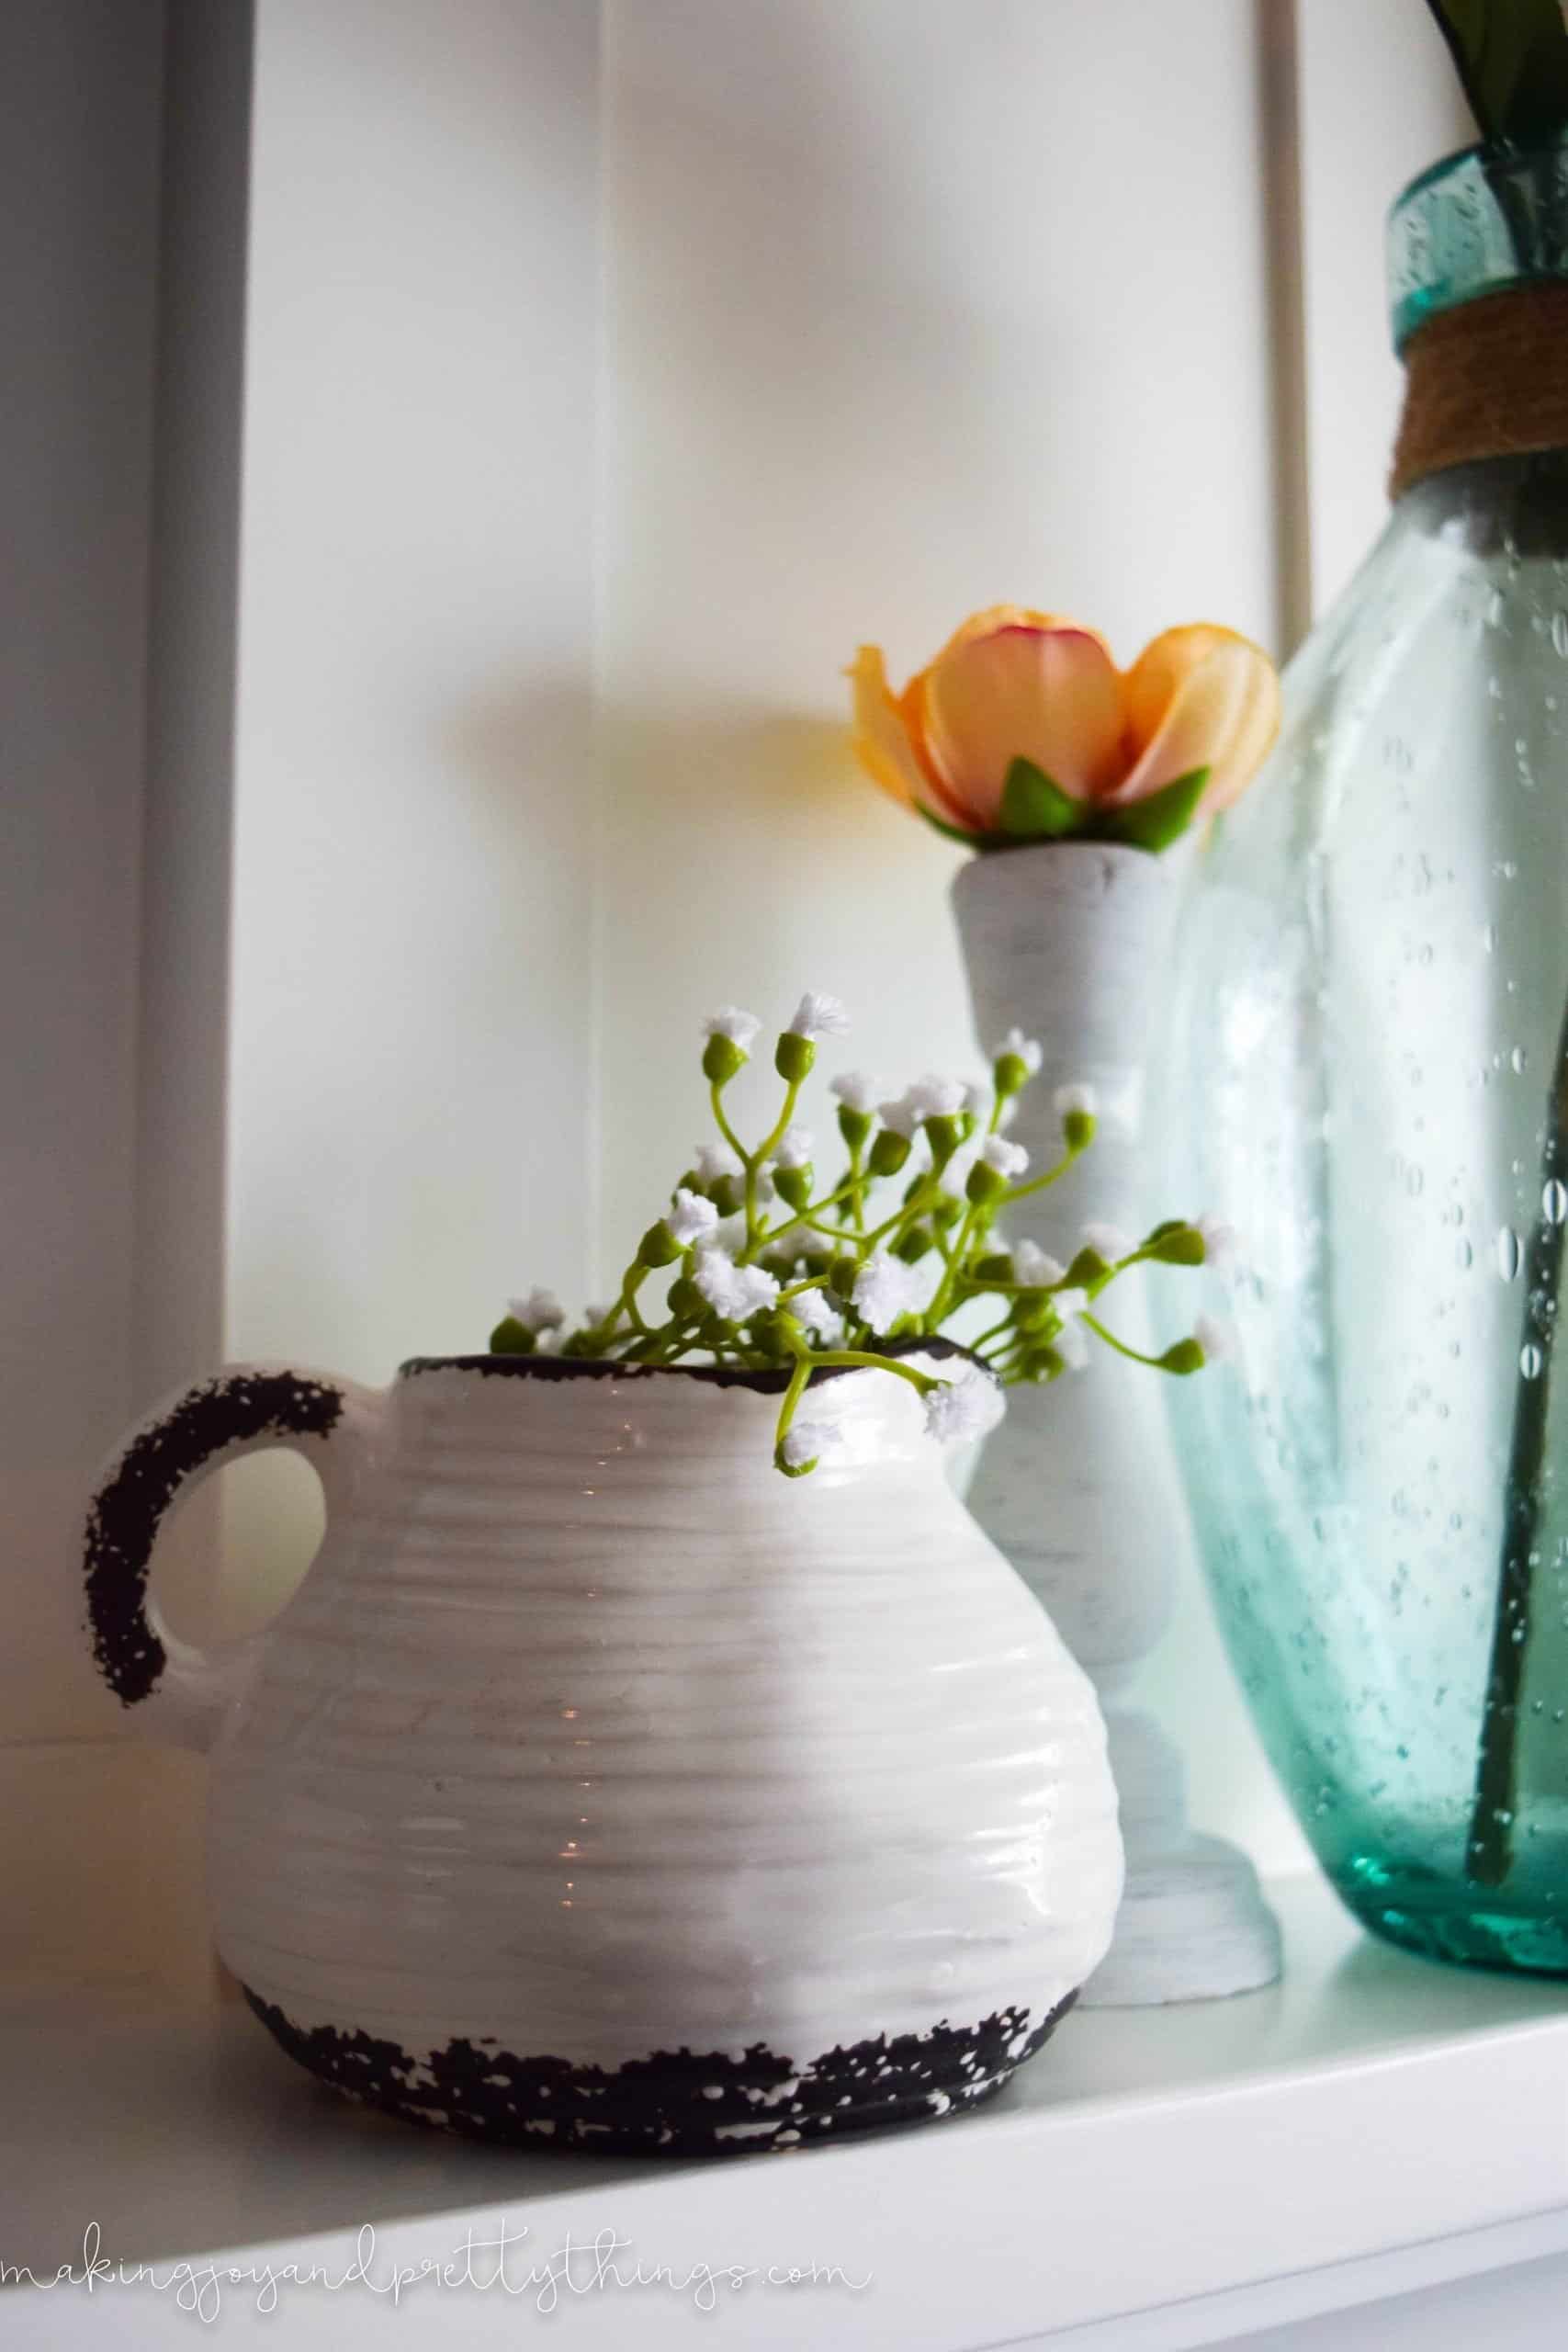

{"left": 850, "top": 606, "right": 1280, "bottom": 851}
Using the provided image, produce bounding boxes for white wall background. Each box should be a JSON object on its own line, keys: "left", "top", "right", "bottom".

{"left": 219, "top": 0, "right": 603, "bottom": 1622}
{"left": 1295, "top": 4, "right": 1467, "bottom": 608}
{"left": 3, "top": 0, "right": 1466, "bottom": 1996}
{"left": 596, "top": 0, "right": 1276, "bottom": 1241}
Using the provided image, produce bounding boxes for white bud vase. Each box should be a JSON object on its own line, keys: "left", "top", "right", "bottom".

{"left": 953, "top": 842, "right": 1280, "bottom": 2006}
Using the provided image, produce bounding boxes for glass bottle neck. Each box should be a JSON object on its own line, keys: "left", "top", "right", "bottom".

{"left": 1396, "top": 447, "right": 1568, "bottom": 561}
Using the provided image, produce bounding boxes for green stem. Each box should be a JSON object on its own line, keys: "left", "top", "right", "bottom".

{"left": 847, "top": 1141, "right": 867, "bottom": 1236}
{"left": 919, "top": 1136, "right": 1081, "bottom": 1328}
{"left": 773, "top": 1348, "right": 814, "bottom": 1462}
{"left": 744, "top": 1078, "right": 802, "bottom": 1248}
{"left": 999, "top": 1139, "right": 1085, "bottom": 1207}
{"left": 855, "top": 1179, "right": 942, "bottom": 1255}
{"left": 1079, "top": 1312, "right": 1171, "bottom": 1371}
{"left": 926, "top": 1193, "right": 997, "bottom": 1327}
{"left": 773, "top": 1277, "right": 835, "bottom": 1309}
{"left": 709, "top": 1080, "right": 748, "bottom": 1166}
{"left": 618, "top": 1268, "right": 651, "bottom": 1337}
{"left": 748, "top": 1175, "right": 859, "bottom": 1258}
{"left": 803, "top": 1348, "right": 940, "bottom": 1395}
{"left": 969, "top": 1311, "right": 1017, "bottom": 1353}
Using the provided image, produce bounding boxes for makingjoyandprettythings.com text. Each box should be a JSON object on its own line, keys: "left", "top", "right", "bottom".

{"left": 4, "top": 2222, "right": 874, "bottom": 2323}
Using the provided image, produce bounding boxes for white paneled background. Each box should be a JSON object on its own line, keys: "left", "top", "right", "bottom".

{"left": 3, "top": 0, "right": 1465, "bottom": 1998}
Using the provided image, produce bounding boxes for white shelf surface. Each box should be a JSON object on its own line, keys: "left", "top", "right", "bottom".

{"left": 4, "top": 1871, "right": 1567, "bottom": 2347}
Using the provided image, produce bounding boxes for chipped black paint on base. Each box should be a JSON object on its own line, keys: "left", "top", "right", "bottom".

{"left": 241, "top": 1986, "right": 1079, "bottom": 2155}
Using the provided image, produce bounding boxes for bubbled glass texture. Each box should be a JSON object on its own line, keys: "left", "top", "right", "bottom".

{"left": 1165, "top": 454, "right": 1568, "bottom": 1974}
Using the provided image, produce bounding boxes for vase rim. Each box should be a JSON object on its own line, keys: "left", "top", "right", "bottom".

{"left": 1388, "top": 132, "right": 1568, "bottom": 351}
{"left": 396, "top": 1335, "right": 983, "bottom": 1394}
{"left": 954, "top": 838, "right": 1165, "bottom": 868}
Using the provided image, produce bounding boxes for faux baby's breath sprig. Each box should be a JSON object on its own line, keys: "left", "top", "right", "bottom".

{"left": 491, "top": 997, "right": 1232, "bottom": 1475}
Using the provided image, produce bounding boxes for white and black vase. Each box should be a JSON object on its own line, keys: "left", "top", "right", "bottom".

{"left": 953, "top": 841, "right": 1280, "bottom": 2005}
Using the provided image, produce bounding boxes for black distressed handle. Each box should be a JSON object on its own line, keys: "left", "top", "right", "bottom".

{"left": 84, "top": 1365, "right": 351, "bottom": 1713}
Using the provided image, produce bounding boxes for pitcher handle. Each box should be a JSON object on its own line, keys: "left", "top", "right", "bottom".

{"left": 82, "top": 1363, "right": 382, "bottom": 1751}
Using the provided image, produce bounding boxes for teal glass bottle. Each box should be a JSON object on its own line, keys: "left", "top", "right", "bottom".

{"left": 1165, "top": 138, "right": 1568, "bottom": 1974}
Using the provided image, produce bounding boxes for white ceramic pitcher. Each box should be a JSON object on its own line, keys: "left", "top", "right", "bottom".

{"left": 82, "top": 1347, "right": 1122, "bottom": 2154}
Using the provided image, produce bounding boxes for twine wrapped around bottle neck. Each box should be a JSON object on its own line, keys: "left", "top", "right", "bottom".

{"left": 1389, "top": 281, "right": 1568, "bottom": 500}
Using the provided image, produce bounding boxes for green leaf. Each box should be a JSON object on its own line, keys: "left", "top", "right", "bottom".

{"left": 1097, "top": 766, "right": 1210, "bottom": 855}
{"left": 1423, "top": 0, "right": 1568, "bottom": 146}
{"left": 998, "top": 756, "right": 1083, "bottom": 841}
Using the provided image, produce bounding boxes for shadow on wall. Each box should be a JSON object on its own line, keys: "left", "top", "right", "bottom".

{"left": 445, "top": 674, "right": 595, "bottom": 842}
{"left": 593, "top": 704, "right": 878, "bottom": 851}
{"left": 450, "top": 676, "right": 871, "bottom": 854}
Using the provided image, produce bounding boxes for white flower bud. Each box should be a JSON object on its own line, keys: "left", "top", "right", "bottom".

{"left": 829, "top": 1070, "right": 883, "bottom": 1114}
{"left": 1011, "top": 1240, "right": 1066, "bottom": 1289}
{"left": 772, "top": 1125, "right": 815, "bottom": 1170}
{"left": 982, "top": 1136, "right": 1029, "bottom": 1179}
{"left": 1197, "top": 1216, "right": 1239, "bottom": 1275}
{"left": 780, "top": 1408, "right": 847, "bottom": 1468}
{"left": 787, "top": 1287, "right": 845, "bottom": 1347}
{"left": 507, "top": 1287, "right": 566, "bottom": 1334}
{"left": 668, "top": 1187, "right": 720, "bottom": 1247}
{"left": 1053, "top": 1081, "right": 1098, "bottom": 1120}
{"left": 992, "top": 1027, "right": 1043, "bottom": 1075}
{"left": 694, "top": 1140, "right": 744, "bottom": 1183}
{"left": 703, "top": 1006, "right": 761, "bottom": 1049}
{"left": 693, "top": 1248, "right": 780, "bottom": 1322}
{"left": 852, "top": 1249, "right": 938, "bottom": 1335}
{"left": 788, "top": 991, "right": 850, "bottom": 1041}
{"left": 923, "top": 1363, "right": 1006, "bottom": 1444}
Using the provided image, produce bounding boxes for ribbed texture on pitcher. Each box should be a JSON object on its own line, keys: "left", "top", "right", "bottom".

{"left": 208, "top": 1358, "right": 1121, "bottom": 2152}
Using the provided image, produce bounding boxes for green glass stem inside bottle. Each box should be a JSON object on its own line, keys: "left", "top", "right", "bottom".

{"left": 1165, "top": 134, "right": 1568, "bottom": 1976}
